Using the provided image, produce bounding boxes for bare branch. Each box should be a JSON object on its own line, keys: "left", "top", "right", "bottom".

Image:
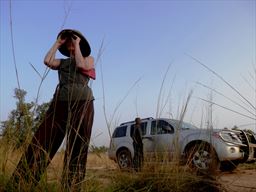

{"left": 187, "top": 54, "right": 256, "bottom": 112}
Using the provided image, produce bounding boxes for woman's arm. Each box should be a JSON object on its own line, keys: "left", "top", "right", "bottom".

{"left": 73, "top": 36, "right": 94, "bottom": 70}
{"left": 44, "top": 37, "right": 65, "bottom": 69}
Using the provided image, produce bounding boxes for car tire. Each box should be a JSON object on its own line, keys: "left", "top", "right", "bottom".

{"left": 220, "top": 160, "right": 239, "bottom": 172}
{"left": 186, "top": 143, "right": 220, "bottom": 173}
{"left": 117, "top": 149, "right": 132, "bottom": 170}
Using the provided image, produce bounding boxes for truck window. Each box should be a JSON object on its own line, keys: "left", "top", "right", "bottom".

{"left": 130, "top": 122, "right": 147, "bottom": 137}
{"left": 113, "top": 126, "right": 127, "bottom": 138}
{"left": 151, "top": 120, "right": 174, "bottom": 135}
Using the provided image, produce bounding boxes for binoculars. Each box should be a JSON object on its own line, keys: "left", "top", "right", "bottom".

{"left": 60, "top": 31, "right": 77, "bottom": 40}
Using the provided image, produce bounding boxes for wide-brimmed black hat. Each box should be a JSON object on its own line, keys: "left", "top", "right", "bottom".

{"left": 57, "top": 29, "right": 91, "bottom": 57}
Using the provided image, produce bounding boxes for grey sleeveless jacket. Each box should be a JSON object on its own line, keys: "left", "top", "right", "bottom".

{"left": 57, "top": 58, "right": 94, "bottom": 101}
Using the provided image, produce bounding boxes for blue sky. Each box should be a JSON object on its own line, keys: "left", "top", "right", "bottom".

{"left": 0, "top": 0, "right": 255, "bottom": 146}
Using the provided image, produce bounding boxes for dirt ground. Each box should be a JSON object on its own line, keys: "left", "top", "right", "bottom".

{"left": 85, "top": 164, "right": 256, "bottom": 192}
{"left": 49, "top": 153, "right": 256, "bottom": 192}
{"left": 84, "top": 153, "right": 256, "bottom": 192}
{"left": 218, "top": 168, "right": 256, "bottom": 192}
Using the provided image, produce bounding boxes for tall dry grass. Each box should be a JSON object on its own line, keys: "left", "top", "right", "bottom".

{"left": 0, "top": 146, "right": 223, "bottom": 191}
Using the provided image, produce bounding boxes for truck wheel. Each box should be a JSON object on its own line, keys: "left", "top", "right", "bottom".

{"left": 220, "top": 160, "right": 239, "bottom": 172}
{"left": 117, "top": 149, "right": 132, "bottom": 170}
{"left": 186, "top": 143, "right": 220, "bottom": 173}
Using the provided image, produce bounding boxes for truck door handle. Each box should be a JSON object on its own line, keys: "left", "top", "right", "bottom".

{"left": 143, "top": 136, "right": 153, "bottom": 140}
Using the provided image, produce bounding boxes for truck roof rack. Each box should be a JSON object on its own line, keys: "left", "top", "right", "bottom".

{"left": 120, "top": 117, "right": 154, "bottom": 126}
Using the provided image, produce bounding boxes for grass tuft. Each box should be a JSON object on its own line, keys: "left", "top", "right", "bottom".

{"left": 108, "top": 162, "right": 222, "bottom": 192}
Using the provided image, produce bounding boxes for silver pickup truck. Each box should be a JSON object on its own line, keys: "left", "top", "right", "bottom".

{"left": 108, "top": 117, "right": 256, "bottom": 172}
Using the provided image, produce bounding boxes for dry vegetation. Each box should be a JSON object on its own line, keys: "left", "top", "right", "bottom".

{"left": 1, "top": 134, "right": 256, "bottom": 192}
{"left": 0, "top": 141, "right": 225, "bottom": 192}
{"left": 2, "top": 2, "right": 255, "bottom": 191}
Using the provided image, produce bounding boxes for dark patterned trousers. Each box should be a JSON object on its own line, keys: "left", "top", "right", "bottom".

{"left": 133, "top": 142, "right": 144, "bottom": 172}
{"left": 8, "top": 98, "right": 94, "bottom": 191}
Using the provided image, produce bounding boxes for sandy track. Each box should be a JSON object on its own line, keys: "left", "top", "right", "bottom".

{"left": 218, "top": 169, "right": 256, "bottom": 192}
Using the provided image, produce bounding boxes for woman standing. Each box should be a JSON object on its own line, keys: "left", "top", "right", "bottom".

{"left": 7, "top": 29, "right": 95, "bottom": 191}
